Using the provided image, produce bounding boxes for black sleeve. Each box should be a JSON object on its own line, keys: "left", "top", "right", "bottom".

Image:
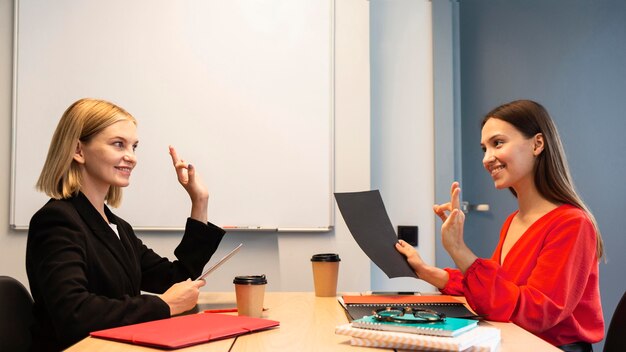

{"left": 125, "top": 218, "right": 226, "bottom": 293}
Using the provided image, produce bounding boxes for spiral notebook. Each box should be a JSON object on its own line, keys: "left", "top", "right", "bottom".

{"left": 336, "top": 323, "right": 500, "bottom": 352}
{"left": 340, "top": 295, "right": 481, "bottom": 321}
{"left": 352, "top": 315, "right": 478, "bottom": 337}
{"left": 348, "top": 334, "right": 501, "bottom": 352}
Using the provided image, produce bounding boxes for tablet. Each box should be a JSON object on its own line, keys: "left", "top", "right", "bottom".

{"left": 195, "top": 243, "right": 243, "bottom": 281}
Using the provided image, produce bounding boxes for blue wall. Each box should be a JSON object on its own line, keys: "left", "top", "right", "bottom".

{"left": 457, "top": 1, "right": 626, "bottom": 350}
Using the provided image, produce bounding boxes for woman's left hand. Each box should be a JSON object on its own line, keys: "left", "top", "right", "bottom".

{"left": 433, "top": 182, "right": 466, "bottom": 254}
{"left": 440, "top": 208, "right": 466, "bottom": 255}
{"left": 433, "top": 182, "right": 477, "bottom": 272}
{"left": 169, "top": 146, "right": 208, "bottom": 222}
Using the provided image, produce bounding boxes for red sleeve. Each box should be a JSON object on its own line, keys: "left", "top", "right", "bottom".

{"left": 463, "top": 210, "right": 599, "bottom": 334}
{"left": 440, "top": 268, "right": 465, "bottom": 296}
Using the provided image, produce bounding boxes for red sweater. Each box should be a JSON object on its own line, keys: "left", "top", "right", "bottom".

{"left": 441, "top": 205, "right": 604, "bottom": 346}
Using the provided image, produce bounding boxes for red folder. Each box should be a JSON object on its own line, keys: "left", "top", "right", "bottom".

{"left": 342, "top": 295, "right": 463, "bottom": 305}
{"left": 90, "top": 313, "right": 279, "bottom": 349}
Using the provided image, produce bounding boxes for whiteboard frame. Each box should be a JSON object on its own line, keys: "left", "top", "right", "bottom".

{"left": 10, "top": 0, "right": 336, "bottom": 232}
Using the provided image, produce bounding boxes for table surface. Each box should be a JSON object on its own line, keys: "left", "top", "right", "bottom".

{"left": 66, "top": 292, "right": 561, "bottom": 352}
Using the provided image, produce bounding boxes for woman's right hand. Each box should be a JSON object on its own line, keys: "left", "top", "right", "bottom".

{"left": 168, "top": 146, "right": 209, "bottom": 223}
{"left": 395, "top": 240, "right": 450, "bottom": 290}
{"left": 395, "top": 239, "right": 426, "bottom": 274}
{"left": 160, "top": 279, "right": 206, "bottom": 316}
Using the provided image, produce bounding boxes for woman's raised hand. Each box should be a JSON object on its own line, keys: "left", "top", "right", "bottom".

{"left": 433, "top": 182, "right": 466, "bottom": 255}
{"left": 433, "top": 182, "right": 461, "bottom": 223}
{"left": 169, "top": 146, "right": 208, "bottom": 223}
{"left": 433, "top": 182, "right": 477, "bottom": 273}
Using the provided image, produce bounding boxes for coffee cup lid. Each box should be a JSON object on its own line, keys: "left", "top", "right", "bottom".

{"left": 233, "top": 274, "right": 267, "bottom": 285}
{"left": 310, "top": 253, "right": 341, "bottom": 262}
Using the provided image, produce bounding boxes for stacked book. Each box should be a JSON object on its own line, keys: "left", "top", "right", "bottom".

{"left": 336, "top": 295, "right": 500, "bottom": 351}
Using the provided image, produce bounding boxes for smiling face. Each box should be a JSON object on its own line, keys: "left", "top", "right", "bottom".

{"left": 73, "top": 119, "right": 138, "bottom": 198}
{"left": 480, "top": 117, "right": 543, "bottom": 192}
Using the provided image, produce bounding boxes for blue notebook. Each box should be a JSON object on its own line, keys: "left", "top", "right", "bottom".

{"left": 351, "top": 315, "right": 478, "bottom": 337}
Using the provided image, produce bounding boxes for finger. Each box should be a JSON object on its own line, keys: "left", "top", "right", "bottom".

{"left": 170, "top": 150, "right": 189, "bottom": 182}
{"left": 449, "top": 209, "right": 463, "bottom": 224}
{"left": 193, "top": 279, "right": 206, "bottom": 288}
{"left": 395, "top": 241, "right": 410, "bottom": 256}
{"left": 449, "top": 182, "right": 459, "bottom": 208}
{"left": 456, "top": 209, "right": 465, "bottom": 224}
{"left": 444, "top": 209, "right": 458, "bottom": 226}
{"left": 174, "top": 162, "right": 188, "bottom": 174}
{"left": 435, "top": 202, "right": 452, "bottom": 211}
{"left": 433, "top": 204, "right": 448, "bottom": 222}
{"left": 169, "top": 145, "right": 180, "bottom": 166}
{"left": 187, "top": 163, "right": 195, "bottom": 183}
{"left": 451, "top": 186, "right": 461, "bottom": 210}
{"left": 450, "top": 182, "right": 458, "bottom": 198}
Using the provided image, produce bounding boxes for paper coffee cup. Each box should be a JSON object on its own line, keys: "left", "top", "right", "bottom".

{"left": 311, "top": 253, "right": 340, "bottom": 297}
{"left": 233, "top": 275, "right": 267, "bottom": 318}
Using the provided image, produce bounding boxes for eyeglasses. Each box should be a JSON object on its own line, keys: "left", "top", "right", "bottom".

{"left": 373, "top": 306, "right": 446, "bottom": 323}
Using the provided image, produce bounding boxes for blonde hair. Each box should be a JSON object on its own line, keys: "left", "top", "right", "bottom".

{"left": 36, "top": 98, "right": 136, "bottom": 208}
{"left": 482, "top": 100, "right": 604, "bottom": 261}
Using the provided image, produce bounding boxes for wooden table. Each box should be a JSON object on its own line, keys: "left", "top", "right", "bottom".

{"left": 66, "top": 292, "right": 560, "bottom": 351}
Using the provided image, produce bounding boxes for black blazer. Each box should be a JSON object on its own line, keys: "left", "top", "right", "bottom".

{"left": 26, "top": 192, "right": 225, "bottom": 351}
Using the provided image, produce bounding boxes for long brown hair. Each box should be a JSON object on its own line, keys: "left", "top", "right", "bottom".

{"left": 482, "top": 99, "right": 604, "bottom": 260}
{"left": 36, "top": 98, "right": 136, "bottom": 207}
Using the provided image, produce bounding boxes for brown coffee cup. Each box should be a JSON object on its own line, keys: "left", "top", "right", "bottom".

{"left": 233, "top": 275, "right": 267, "bottom": 318}
{"left": 311, "top": 253, "right": 340, "bottom": 297}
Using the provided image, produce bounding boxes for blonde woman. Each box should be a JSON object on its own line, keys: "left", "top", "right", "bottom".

{"left": 397, "top": 100, "right": 604, "bottom": 351}
{"left": 26, "top": 98, "right": 225, "bottom": 351}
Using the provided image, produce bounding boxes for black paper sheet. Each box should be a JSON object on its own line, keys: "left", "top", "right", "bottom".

{"left": 334, "top": 190, "right": 418, "bottom": 279}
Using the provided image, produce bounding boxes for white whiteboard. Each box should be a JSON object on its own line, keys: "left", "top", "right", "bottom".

{"left": 11, "top": 0, "right": 334, "bottom": 231}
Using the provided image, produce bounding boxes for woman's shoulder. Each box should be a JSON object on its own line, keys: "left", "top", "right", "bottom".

{"left": 541, "top": 204, "right": 595, "bottom": 237}
{"left": 550, "top": 204, "right": 590, "bottom": 221}
{"left": 29, "top": 197, "right": 81, "bottom": 229}
{"left": 32, "top": 197, "right": 76, "bottom": 216}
